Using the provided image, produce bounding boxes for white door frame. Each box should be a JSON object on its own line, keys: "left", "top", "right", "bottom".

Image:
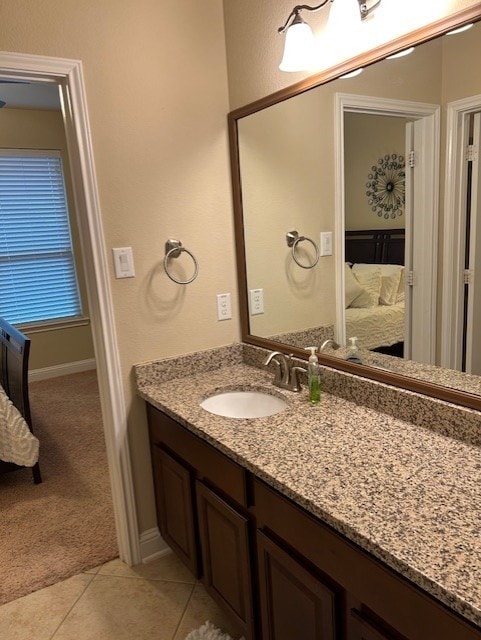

{"left": 334, "top": 93, "right": 440, "bottom": 363}
{"left": 0, "top": 52, "right": 140, "bottom": 564}
{"left": 441, "top": 94, "right": 481, "bottom": 371}
{"left": 466, "top": 113, "right": 481, "bottom": 374}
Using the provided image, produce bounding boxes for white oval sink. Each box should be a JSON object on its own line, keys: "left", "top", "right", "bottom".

{"left": 200, "top": 390, "right": 287, "bottom": 419}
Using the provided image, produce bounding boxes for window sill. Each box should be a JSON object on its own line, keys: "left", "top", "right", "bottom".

{"left": 18, "top": 317, "right": 90, "bottom": 334}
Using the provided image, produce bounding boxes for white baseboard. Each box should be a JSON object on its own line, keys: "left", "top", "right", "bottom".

{"left": 29, "top": 358, "right": 97, "bottom": 382}
{"left": 139, "top": 527, "right": 171, "bottom": 564}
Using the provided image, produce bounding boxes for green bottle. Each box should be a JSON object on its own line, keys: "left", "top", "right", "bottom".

{"left": 305, "top": 347, "right": 321, "bottom": 405}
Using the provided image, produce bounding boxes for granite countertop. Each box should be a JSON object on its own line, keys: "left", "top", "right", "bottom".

{"left": 137, "top": 361, "right": 481, "bottom": 629}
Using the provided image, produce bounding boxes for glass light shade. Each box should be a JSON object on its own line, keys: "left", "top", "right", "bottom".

{"left": 279, "top": 20, "right": 316, "bottom": 72}
{"left": 446, "top": 23, "right": 473, "bottom": 36}
{"left": 340, "top": 68, "right": 363, "bottom": 79}
{"left": 386, "top": 47, "right": 414, "bottom": 60}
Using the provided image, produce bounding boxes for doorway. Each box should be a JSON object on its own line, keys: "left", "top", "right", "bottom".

{"left": 0, "top": 52, "right": 139, "bottom": 565}
{"left": 335, "top": 93, "right": 440, "bottom": 365}
{"left": 442, "top": 95, "right": 481, "bottom": 375}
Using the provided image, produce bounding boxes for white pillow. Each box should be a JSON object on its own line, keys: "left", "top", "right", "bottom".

{"left": 397, "top": 266, "right": 405, "bottom": 296}
{"left": 344, "top": 263, "right": 365, "bottom": 308}
{"left": 351, "top": 263, "right": 404, "bottom": 305}
{"left": 379, "top": 265, "right": 403, "bottom": 305}
{"left": 350, "top": 265, "right": 382, "bottom": 307}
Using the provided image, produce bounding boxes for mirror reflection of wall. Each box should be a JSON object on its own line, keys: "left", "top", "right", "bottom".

{"left": 344, "top": 113, "right": 409, "bottom": 232}
{"left": 238, "top": 89, "right": 337, "bottom": 346}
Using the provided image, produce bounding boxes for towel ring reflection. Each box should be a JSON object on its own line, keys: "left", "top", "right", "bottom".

{"left": 286, "top": 231, "right": 320, "bottom": 269}
{"left": 164, "top": 239, "right": 199, "bottom": 284}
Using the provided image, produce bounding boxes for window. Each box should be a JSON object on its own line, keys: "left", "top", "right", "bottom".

{"left": 0, "top": 149, "right": 83, "bottom": 327}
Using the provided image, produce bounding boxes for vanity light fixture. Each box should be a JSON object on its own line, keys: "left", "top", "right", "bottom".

{"left": 446, "top": 23, "right": 473, "bottom": 35}
{"left": 358, "top": 0, "right": 382, "bottom": 20}
{"left": 278, "top": 0, "right": 382, "bottom": 72}
{"left": 340, "top": 68, "right": 364, "bottom": 79}
{"left": 278, "top": 1, "right": 333, "bottom": 72}
{"left": 386, "top": 46, "right": 415, "bottom": 60}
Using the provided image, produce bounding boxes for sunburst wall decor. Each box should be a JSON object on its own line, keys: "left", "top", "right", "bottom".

{"left": 366, "top": 154, "right": 405, "bottom": 219}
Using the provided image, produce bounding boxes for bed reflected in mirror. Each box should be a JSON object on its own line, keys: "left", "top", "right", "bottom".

{"left": 344, "top": 230, "right": 405, "bottom": 357}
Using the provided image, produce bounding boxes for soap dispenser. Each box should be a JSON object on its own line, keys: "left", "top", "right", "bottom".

{"left": 305, "top": 347, "right": 321, "bottom": 405}
{"left": 346, "top": 337, "right": 363, "bottom": 364}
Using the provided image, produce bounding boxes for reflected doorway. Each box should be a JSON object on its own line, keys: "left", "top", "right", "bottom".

{"left": 335, "top": 93, "right": 440, "bottom": 366}
{"left": 443, "top": 97, "right": 481, "bottom": 376}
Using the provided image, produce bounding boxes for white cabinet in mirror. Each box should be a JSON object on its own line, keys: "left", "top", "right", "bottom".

{"left": 229, "top": 9, "right": 481, "bottom": 409}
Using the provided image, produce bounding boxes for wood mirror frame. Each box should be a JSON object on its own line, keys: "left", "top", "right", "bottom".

{"left": 228, "top": 5, "right": 481, "bottom": 412}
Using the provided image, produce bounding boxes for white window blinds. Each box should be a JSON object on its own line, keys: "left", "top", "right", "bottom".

{"left": 0, "top": 150, "right": 82, "bottom": 326}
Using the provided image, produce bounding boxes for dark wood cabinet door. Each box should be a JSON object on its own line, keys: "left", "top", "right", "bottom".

{"left": 152, "top": 446, "right": 199, "bottom": 576}
{"left": 348, "top": 609, "right": 404, "bottom": 640}
{"left": 196, "top": 480, "right": 255, "bottom": 639}
{"left": 257, "top": 530, "right": 337, "bottom": 640}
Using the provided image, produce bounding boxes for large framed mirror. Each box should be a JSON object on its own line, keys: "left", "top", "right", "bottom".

{"left": 228, "top": 5, "right": 481, "bottom": 411}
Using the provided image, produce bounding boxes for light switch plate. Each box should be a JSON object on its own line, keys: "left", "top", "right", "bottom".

{"left": 320, "top": 232, "right": 333, "bottom": 257}
{"left": 112, "top": 247, "right": 135, "bottom": 278}
{"left": 250, "top": 288, "right": 264, "bottom": 315}
{"left": 217, "top": 293, "right": 232, "bottom": 321}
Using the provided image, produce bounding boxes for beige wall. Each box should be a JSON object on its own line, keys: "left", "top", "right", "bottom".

{"left": 0, "top": 107, "right": 95, "bottom": 370}
{"left": 239, "top": 89, "right": 336, "bottom": 337}
{"left": 0, "top": 0, "right": 478, "bottom": 542}
{"left": 344, "top": 113, "right": 409, "bottom": 231}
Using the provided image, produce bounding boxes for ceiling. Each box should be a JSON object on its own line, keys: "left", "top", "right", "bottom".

{"left": 0, "top": 81, "right": 61, "bottom": 110}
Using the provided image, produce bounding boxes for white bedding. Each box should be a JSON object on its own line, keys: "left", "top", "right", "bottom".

{"left": 0, "top": 383, "right": 39, "bottom": 467}
{"left": 345, "top": 300, "right": 404, "bottom": 351}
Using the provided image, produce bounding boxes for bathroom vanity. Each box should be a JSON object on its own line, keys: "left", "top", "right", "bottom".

{"left": 136, "top": 346, "right": 481, "bottom": 640}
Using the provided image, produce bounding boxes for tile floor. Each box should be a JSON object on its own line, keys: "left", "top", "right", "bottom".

{"left": 0, "top": 552, "right": 245, "bottom": 640}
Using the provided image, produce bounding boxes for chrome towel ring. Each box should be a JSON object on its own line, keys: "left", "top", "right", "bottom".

{"left": 286, "top": 230, "right": 320, "bottom": 269}
{"left": 164, "top": 239, "right": 199, "bottom": 284}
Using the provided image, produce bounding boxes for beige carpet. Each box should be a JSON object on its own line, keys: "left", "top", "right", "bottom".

{"left": 0, "top": 370, "right": 118, "bottom": 605}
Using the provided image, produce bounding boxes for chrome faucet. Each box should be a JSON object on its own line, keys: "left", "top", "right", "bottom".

{"left": 263, "top": 351, "right": 306, "bottom": 392}
{"left": 320, "top": 339, "right": 340, "bottom": 351}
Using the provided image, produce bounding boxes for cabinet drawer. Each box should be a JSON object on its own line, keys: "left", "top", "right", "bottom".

{"left": 254, "top": 478, "right": 481, "bottom": 640}
{"left": 147, "top": 403, "right": 247, "bottom": 507}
